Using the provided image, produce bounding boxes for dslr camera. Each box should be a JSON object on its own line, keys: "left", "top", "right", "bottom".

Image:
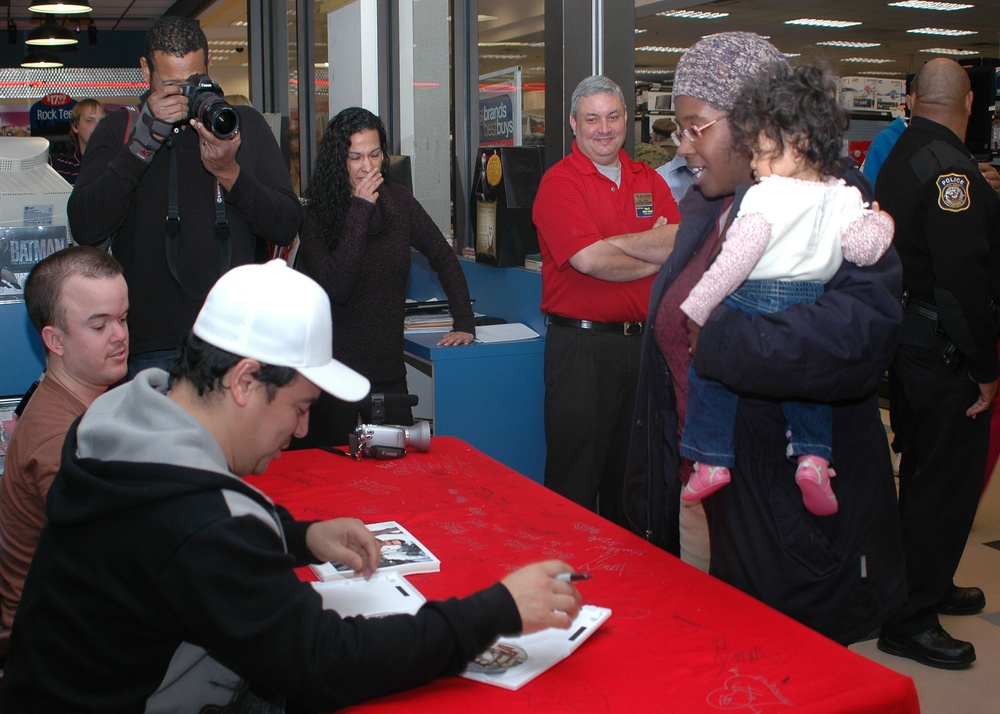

{"left": 179, "top": 74, "right": 240, "bottom": 140}
{"left": 349, "top": 421, "right": 431, "bottom": 460}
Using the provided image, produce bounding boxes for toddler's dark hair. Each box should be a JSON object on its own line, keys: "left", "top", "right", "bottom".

{"left": 729, "top": 61, "right": 848, "bottom": 178}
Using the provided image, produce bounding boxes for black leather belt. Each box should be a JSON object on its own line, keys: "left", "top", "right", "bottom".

{"left": 901, "top": 291, "right": 938, "bottom": 322}
{"left": 548, "top": 315, "right": 644, "bottom": 336}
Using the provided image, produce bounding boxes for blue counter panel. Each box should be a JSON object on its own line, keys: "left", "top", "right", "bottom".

{"left": 404, "top": 332, "right": 545, "bottom": 482}
{"left": 0, "top": 302, "right": 44, "bottom": 398}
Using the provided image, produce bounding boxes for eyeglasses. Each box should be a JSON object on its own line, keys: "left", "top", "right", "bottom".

{"left": 670, "top": 117, "right": 725, "bottom": 147}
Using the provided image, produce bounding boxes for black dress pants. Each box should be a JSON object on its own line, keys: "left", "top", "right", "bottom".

{"left": 543, "top": 323, "right": 643, "bottom": 527}
{"left": 884, "top": 341, "right": 989, "bottom": 636}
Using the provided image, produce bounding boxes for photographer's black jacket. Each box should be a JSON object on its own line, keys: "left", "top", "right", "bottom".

{"left": 68, "top": 102, "right": 301, "bottom": 355}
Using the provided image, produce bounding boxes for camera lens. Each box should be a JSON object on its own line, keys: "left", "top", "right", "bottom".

{"left": 194, "top": 93, "right": 240, "bottom": 140}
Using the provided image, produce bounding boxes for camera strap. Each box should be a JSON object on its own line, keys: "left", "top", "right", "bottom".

{"left": 164, "top": 137, "right": 232, "bottom": 300}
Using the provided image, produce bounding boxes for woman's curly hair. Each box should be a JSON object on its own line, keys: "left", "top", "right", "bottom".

{"left": 303, "top": 107, "right": 391, "bottom": 246}
{"left": 728, "top": 61, "right": 848, "bottom": 179}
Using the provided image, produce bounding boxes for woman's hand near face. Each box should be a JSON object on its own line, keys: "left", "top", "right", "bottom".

{"left": 352, "top": 170, "right": 383, "bottom": 203}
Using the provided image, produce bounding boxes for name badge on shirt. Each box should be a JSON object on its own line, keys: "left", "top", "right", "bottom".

{"left": 634, "top": 193, "right": 653, "bottom": 218}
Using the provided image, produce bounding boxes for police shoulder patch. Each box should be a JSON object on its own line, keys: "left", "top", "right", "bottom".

{"left": 936, "top": 173, "right": 971, "bottom": 213}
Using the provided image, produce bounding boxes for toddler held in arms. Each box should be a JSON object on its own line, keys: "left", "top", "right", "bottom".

{"left": 679, "top": 62, "right": 894, "bottom": 516}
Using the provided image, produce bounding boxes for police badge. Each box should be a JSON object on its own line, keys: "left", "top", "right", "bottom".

{"left": 936, "top": 173, "right": 971, "bottom": 213}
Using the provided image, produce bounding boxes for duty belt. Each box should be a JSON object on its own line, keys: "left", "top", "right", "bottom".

{"left": 901, "top": 291, "right": 937, "bottom": 322}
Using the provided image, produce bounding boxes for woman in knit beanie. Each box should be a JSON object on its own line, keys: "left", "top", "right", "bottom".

{"left": 624, "top": 33, "right": 907, "bottom": 645}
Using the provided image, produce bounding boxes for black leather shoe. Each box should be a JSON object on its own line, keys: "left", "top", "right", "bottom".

{"left": 877, "top": 626, "right": 976, "bottom": 669}
{"left": 937, "top": 585, "right": 986, "bottom": 616}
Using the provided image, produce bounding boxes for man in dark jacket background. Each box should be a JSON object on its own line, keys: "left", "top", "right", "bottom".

{"left": 68, "top": 16, "right": 300, "bottom": 379}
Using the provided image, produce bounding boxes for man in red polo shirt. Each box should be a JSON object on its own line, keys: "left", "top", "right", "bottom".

{"left": 533, "top": 75, "right": 679, "bottom": 526}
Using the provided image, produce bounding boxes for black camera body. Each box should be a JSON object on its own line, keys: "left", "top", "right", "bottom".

{"left": 180, "top": 74, "right": 240, "bottom": 140}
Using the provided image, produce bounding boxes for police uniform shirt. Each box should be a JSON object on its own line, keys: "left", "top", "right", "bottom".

{"left": 876, "top": 115, "right": 1000, "bottom": 382}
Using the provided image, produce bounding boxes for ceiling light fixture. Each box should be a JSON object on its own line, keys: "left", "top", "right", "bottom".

{"left": 26, "top": 19, "right": 77, "bottom": 46}
{"left": 840, "top": 57, "right": 895, "bottom": 63}
{"left": 907, "top": 27, "right": 977, "bottom": 35}
{"left": 817, "top": 40, "right": 882, "bottom": 47}
{"left": 636, "top": 45, "right": 689, "bottom": 53}
{"left": 27, "top": 1, "right": 92, "bottom": 13}
{"left": 657, "top": 10, "right": 729, "bottom": 20}
{"left": 919, "top": 46, "right": 978, "bottom": 54}
{"left": 21, "top": 48, "right": 63, "bottom": 67}
{"left": 786, "top": 18, "right": 862, "bottom": 28}
{"left": 888, "top": 1, "right": 974, "bottom": 10}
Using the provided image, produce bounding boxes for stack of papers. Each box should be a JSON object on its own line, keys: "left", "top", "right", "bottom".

{"left": 404, "top": 313, "right": 454, "bottom": 332}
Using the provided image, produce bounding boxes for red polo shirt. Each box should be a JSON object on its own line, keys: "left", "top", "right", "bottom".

{"left": 533, "top": 142, "right": 679, "bottom": 321}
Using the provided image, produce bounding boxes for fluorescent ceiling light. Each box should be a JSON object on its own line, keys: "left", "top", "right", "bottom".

{"left": 479, "top": 41, "right": 544, "bottom": 48}
{"left": 478, "top": 15, "right": 497, "bottom": 22}
{"left": 657, "top": 10, "right": 729, "bottom": 20}
{"left": 786, "top": 18, "right": 862, "bottom": 28}
{"left": 636, "top": 46, "right": 689, "bottom": 53}
{"left": 840, "top": 57, "right": 895, "bottom": 63}
{"left": 858, "top": 70, "right": 906, "bottom": 76}
{"left": 782, "top": 53, "right": 802, "bottom": 58}
{"left": 888, "top": 1, "right": 974, "bottom": 10}
{"left": 919, "top": 46, "right": 978, "bottom": 54}
{"left": 817, "top": 41, "right": 881, "bottom": 47}
{"left": 907, "top": 27, "right": 977, "bottom": 35}
{"left": 705, "top": 33, "right": 770, "bottom": 40}
{"left": 480, "top": 54, "right": 527, "bottom": 60}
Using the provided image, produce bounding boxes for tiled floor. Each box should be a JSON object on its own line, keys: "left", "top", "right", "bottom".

{"left": 848, "top": 447, "right": 1000, "bottom": 713}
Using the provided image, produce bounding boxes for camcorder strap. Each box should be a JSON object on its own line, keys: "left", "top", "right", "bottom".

{"left": 164, "top": 138, "right": 232, "bottom": 300}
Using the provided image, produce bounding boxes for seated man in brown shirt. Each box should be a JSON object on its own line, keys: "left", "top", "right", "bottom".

{"left": 0, "top": 246, "right": 128, "bottom": 627}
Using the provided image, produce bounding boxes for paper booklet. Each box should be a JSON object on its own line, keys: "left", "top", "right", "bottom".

{"left": 461, "top": 605, "right": 612, "bottom": 691}
{"left": 309, "top": 521, "right": 441, "bottom": 581}
{"left": 312, "top": 571, "right": 426, "bottom": 617}
{"left": 473, "top": 323, "right": 541, "bottom": 343}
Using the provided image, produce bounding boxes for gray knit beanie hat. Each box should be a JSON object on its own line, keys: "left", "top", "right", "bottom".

{"left": 673, "top": 32, "right": 790, "bottom": 111}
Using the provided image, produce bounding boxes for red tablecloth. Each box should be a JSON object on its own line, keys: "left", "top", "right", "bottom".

{"left": 254, "top": 438, "right": 919, "bottom": 713}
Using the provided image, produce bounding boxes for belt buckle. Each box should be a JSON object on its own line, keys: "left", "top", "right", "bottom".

{"left": 623, "top": 321, "right": 642, "bottom": 336}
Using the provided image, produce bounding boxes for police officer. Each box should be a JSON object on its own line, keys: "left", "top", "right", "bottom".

{"left": 875, "top": 58, "right": 1000, "bottom": 670}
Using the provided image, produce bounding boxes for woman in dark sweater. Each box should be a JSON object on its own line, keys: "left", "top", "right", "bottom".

{"left": 296, "top": 107, "right": 475, "bottom": 447}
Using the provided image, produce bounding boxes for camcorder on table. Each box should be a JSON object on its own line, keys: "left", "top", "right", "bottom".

{"left": 180, "top": 74, "right": 240, "bottom": 140}
{"left": 348, "top": 393, "right": 431, "bottom": 460}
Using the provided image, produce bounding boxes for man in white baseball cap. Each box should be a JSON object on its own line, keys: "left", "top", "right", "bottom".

{"left": 2, "top": 260, "right": 582, "bottom": 712}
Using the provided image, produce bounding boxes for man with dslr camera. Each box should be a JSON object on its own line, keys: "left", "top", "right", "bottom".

{"left": 68, "top": 15, "right": 300, "bottom": 379}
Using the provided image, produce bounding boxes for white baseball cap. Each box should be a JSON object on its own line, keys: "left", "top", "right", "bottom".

{"left": 193, "top": 260, "right": 370, "bottom": 402}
